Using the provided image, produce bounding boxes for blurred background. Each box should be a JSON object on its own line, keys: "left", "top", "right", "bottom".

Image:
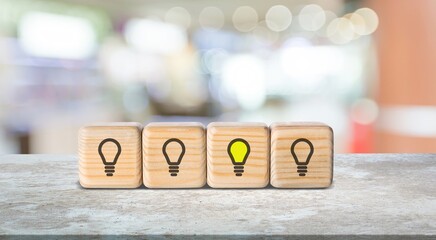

{"left": 0, "top": 0, "right": 435, "bottom": 154}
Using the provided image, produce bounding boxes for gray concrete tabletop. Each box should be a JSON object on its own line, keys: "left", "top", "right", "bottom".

{"left": 0, "top": 154, "right": 435, "bottom": 238}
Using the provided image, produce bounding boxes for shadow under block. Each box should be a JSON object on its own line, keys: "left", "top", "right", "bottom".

{"left": 78, "top": 122, "right": 142, "bottom": 188}
{"left": 207, "top": 122, "right": 269, "bottom": 188}
{"left": 270, "top": 122, "right": 333, "bottom": 188}
{"left": 143, "top": 122, "right": 206, "bottom": 188}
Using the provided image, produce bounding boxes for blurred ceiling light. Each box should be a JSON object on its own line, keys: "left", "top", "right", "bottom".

{"left": 18, "top": 12, "right": 96, "bottom": 59}
{"left": 265, "top": 5, "right": 292, "bottom": 32}
{"left": 107, "top": 48, "right": 138, "bottom": 82}
{"left": 353, "top": 8, "right": 379, "bottom": 35}
{"left": 327, "top": 17, "right": 354, "bottom": 44}
{"left": 280, "top": 44, "right": 345, "bottom": 90}
{"left": 351, "top": 98, "right": 379, "bottom": 125}
{"left": 164, "top": 7, "right": 191, "bottom": 29}
{"left": 222, "top": 55, "right": 266, "bottom": 110}
{"left": 125, "top": 19, "right": 187, "bottom": 55}
{"left": 298, "top": 4, "right": 326, "bottom": 31}
{"left": 199, "top": 7, "right": 225, "bottom": 31}
{"left": 232, "top": 6, "right": 258, "bottom": 32}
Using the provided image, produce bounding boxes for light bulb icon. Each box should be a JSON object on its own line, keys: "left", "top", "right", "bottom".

{"left": 290, "top": 138, "right": 314, "bottom": 177}
{"left": 162, "top": 138, "right": 185, "bottom": 177}
{"left": 227, "top": 138, "right": 250, "bottom": 177}
{"left": 98, "top": 138, "right": 122, "bottom": 177}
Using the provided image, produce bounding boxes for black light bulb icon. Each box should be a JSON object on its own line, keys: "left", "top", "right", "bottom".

{"left": 162, "top": 138, "right": 185, "bottom": 177}
{"left": 98, "top": 138, "right": 122, "bottom": 177}
{"left": 290, "top": 138, "right": 314, "bottom": 177}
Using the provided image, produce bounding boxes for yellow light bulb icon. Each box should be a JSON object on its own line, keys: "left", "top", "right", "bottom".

{"left": 227, "top": 138, "right": 250, "bottom": 176}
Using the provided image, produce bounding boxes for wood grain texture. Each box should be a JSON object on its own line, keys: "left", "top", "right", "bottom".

{"left": 270, "top": 122, "right": 333, "bottom": 188}
{"left": 207, "top": 122, "right": 269, "bottom": 188}
{"left": 78, "top": 122, "right": 142, "bottom": 188}
{"left": 143, "top": 122, "right": 206, "bottom": 188}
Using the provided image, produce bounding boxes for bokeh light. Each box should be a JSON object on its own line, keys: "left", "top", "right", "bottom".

{"left": 265, "top": 5, "right": 292, "bottom": 32}
{"left": 19, "top": 12, "right": 96, "bottom": 59}
{"left": 351, "top": 98, "right": 379, "bottom": 125}
{"left": 125, "top": 19, "right": 188, "bottom": 54}
{"left": 3, "top": 0, "right": 429, "bottom": 155}
{"left": 222, "top": 55, "right": 266, "bottom": 110}
{"left": 164, "top": 7, "right": 192, "bottom": 29}
{"left": 201, "top": 48, "right": 229, "bottom": 74}
{"left": 232, "top": 6, "right": 258, "bottom": 32}
{"left": 354, "top": 8, "right": 379, "bottom": 35}
{"left": 327, "top": 17, "right": 354, "bottom": 44}
{"left": 298, "top": 4, "right": 326, "bottom": 31}
{"left": 199, "top": 6, "right": 225, "bottom": 31}
{"left": 315, "top": 10, "right": 337, "bottom": 37}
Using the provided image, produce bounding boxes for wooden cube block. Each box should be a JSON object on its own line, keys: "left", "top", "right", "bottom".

{"left": 143, "top": 122, "right": 206, "bottom": 188}
{"left": 78, "top": 122, "right": 142, "bottom": 188}
{"left": 270, "top": 122, "right": 333, "bottom": 188}
{"left": 207, "top": 122, "right": 269, "bottom": 188}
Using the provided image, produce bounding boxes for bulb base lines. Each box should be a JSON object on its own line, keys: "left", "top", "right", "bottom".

{"left": 104, "top": 165, "right": 115, "bottom": 177}
{"left": 169, "top": 165, "right": 180, "bottom": 177}
{"left": 234, "top": 165, "right": 244, "bottom": 176}
{"left": 297, "top": 165, "right": 307, "bottom": 176}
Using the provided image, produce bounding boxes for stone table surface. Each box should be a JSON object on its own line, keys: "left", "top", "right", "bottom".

{"left": 0, "top": 154, "right": 435, "bottom": 237}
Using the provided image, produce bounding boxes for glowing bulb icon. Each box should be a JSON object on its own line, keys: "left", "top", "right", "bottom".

{"left": 227, "top": 138, "right": 250, "bottom": 177}
{"left": 290, "top": 138, "right": 314, "bottom": 177}
{"left": 98, "top": 138, "right": 122, "bottom": 177}
{"left": 162, "top": 138, "right": 185, "bottom": 177}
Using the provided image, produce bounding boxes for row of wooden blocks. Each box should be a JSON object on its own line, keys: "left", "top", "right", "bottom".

{"left": 79, "top": 122, "right": 333, "bottom": 189}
